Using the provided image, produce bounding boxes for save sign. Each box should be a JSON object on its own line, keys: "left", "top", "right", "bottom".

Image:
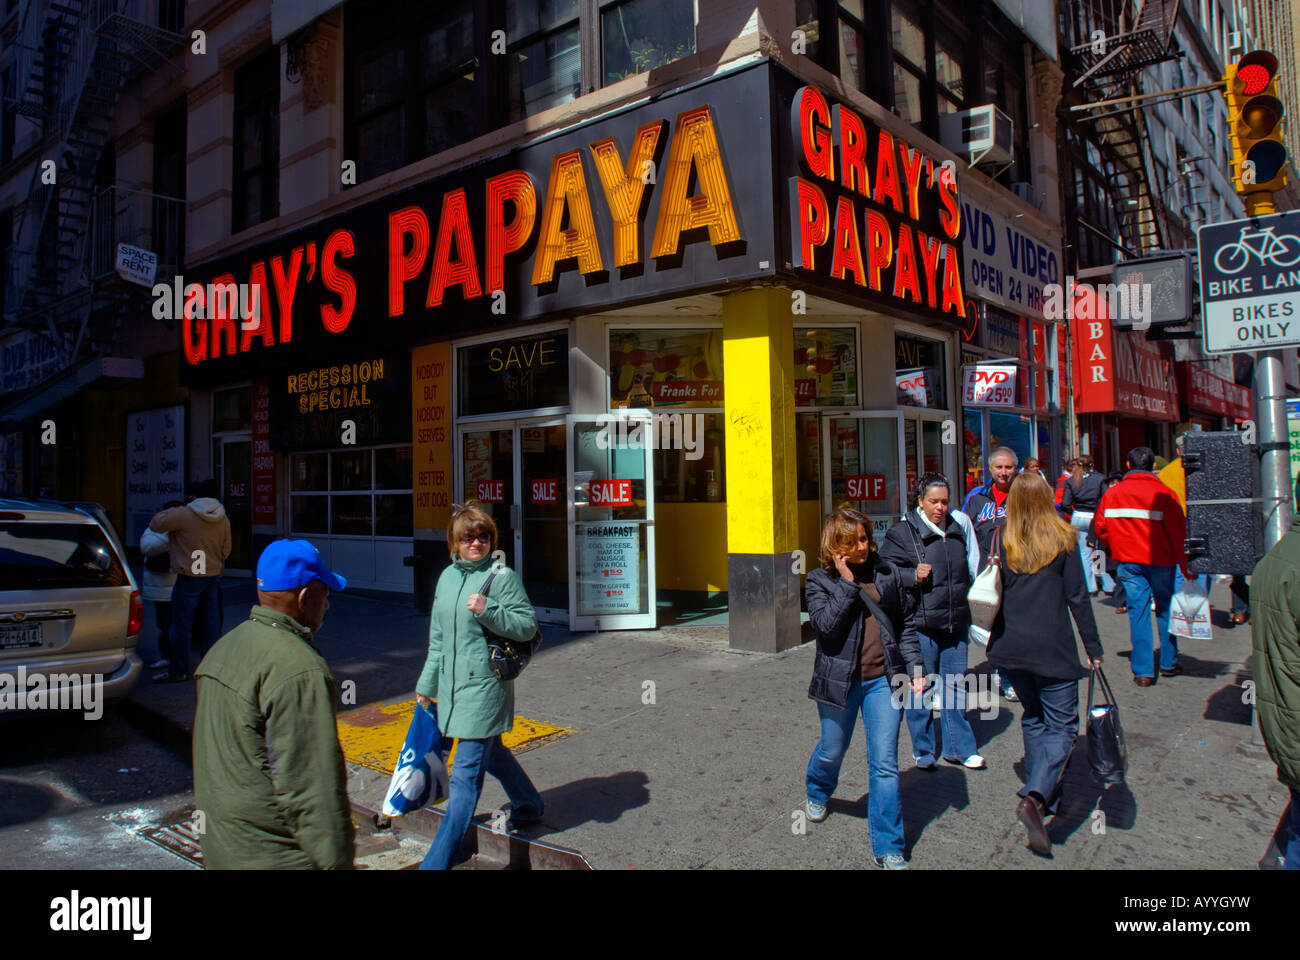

{"left": 962, "top": 363, "right": 1016, "bottom": 406}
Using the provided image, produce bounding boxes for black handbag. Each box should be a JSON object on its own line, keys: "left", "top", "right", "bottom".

{"left": 477, "top": 568, "right": 542, "bottom": 681}
{"left": 1085, "top": 665, "right": 1127, "bottom": 785}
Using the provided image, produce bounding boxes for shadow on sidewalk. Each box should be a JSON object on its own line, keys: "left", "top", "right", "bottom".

{"left": 498, "top": 771, "right": 651, "bottom": 839}
{"left": 901, "top": 767, "right": 972, "bottom": 857}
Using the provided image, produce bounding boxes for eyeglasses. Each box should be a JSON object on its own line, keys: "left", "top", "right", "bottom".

{"left": 460, "top": 533, "right": 492, "bottom": 545}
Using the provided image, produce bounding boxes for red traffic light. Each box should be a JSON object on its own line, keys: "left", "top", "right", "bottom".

{"left": 1237, "top": 50, "right": 1279, "bottom": 95}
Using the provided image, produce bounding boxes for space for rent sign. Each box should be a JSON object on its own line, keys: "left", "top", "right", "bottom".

{"left": 1199, "top": 210, "right": 1300, "bottom": 354}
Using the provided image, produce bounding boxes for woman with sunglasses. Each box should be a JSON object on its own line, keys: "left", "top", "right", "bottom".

{"left": 415, "top": 501, "right": 545, "bottom": 869}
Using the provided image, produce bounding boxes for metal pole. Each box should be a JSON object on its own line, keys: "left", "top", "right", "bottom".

{"left": 1252, "top": 348, "right": 1291, "bottom": 746}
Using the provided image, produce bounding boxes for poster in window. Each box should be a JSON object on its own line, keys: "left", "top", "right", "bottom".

{"left": 610, "top": 330, "right": 723, "bottom": 408}
{"left": 794, "top": 328, "right": 857, "bottom": 406}
{"left": 576, "top": 523, "right": 643, "bottom": 615}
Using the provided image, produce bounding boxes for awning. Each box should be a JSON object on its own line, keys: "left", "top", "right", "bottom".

{"left": 0, "top": 356, "right": 145, "bottom": 425}
{"left": 990, "top": 0, "right": 1058, "bottom": 61}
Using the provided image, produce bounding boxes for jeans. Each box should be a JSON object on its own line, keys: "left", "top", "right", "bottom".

{"left": 1286, "top": 788, "right": 1300, "bottom": 870}
{"left": 1116, "top": 563, "right": 1176, "bottom": 678}
{"left": 168, "top": 575, "right": 222, "bottom": 675}
{"left": 905, "top": 629, "right": 979, "bottom": 761}
{"left": 1003, "top": 670, "right": 1078, "bottom": 815}
{"left": 1230, "top": 576, "right": 1250, "bottom": 616}
{"left": 1070, "top": 512, "right": 1113, "bottom": 593}
{"left": 419, "top": 735, "right": 544, "bottom": 870}
{"left": 806, "top": 675, "right": 905, "bottom": 859}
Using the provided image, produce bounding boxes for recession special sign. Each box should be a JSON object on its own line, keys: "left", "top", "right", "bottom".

{"left": 777, "top": 72, "right": 966, "bottom": 325}
{"left": 178, "top": 64, "right": 777, "bottom": 386}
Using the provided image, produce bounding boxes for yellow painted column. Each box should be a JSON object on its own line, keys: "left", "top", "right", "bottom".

{"left": 722, "top": 287, "right": 801, "bottom": 652}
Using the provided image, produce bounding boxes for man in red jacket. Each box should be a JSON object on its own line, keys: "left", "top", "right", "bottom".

{"left": 1095, "top": 446, "right": 1190, "bottom": 687}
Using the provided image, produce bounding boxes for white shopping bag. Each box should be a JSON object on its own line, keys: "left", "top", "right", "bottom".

{"left": 1170, "top": 581, "right": 1212, "bottom": 640}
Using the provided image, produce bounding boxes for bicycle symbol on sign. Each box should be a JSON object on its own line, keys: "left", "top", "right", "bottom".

{"left": 1213, "top": 226, "right": 1300, "bottom": 274}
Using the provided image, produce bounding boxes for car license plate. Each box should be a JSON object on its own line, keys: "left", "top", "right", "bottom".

{"left": 0, "top": 624, "right": 42, "bottom": 649}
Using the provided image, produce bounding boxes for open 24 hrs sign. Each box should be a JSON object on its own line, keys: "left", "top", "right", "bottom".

{"left": 1199, "top": 210, "right": 1300, "bottom": 354}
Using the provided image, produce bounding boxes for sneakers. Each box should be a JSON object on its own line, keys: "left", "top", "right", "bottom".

{"left": 806, "top": 799, "right": 828, "bottom": 823}
{"left": 152, "top": 671, "right": 189, "bottom": 683}
{"left": 944, "top": 754, "right": 986, "bottom": 769}
{"left": 146, "top": 658, "right": 170, "bottom": 671}
{"left": 913, "top": 755, "right": 937, "bottom": 771}
{"left": 874, "top": 854, "right": 909, "bottom": 870}
{"left": 1002, "top": 685, "right": 1019, "bottom": 702}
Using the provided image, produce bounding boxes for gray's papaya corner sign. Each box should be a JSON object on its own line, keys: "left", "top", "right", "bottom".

{"left": 1199, "top": 209, "right": 1300, "bottom": 354}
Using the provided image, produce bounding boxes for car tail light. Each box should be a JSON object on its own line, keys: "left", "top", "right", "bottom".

{"left": 128, "top": 590, "right": 143, "bottom": 637}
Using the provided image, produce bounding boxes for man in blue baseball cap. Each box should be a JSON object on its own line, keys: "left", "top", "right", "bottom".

{"left": 192, "top": 539, "right": 354, "bottom": 869}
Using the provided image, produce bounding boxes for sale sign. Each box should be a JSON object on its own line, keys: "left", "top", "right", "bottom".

{"left": 530, "top": 478, "right": 559, "bottom": 504}
{"left": 962, "top": 363, "right": 1016, "bottom": 406}
{"left": 590, "top": 479, "right": 633, "bottom": 506}
{"left": 477, "top": 479, "right": 505, "bottom": 503}
{"left": 845, "top": 474, "right": 887, "bottom": 501}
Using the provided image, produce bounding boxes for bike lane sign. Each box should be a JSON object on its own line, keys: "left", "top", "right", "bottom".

{"left": 1199, "top": 210, "right": 1300, "bottom": 354}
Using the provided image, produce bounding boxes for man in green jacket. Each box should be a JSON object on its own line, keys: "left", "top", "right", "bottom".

{"left": 193, "top": 539, "right": 354, "bottom": 869}
{"left": 1249, "top": 511, "right": 1300, "bottom": 870}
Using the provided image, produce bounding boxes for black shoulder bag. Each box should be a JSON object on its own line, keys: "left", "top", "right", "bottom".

{"left": 477, "top": 568, "right": 543, "bottom": 681}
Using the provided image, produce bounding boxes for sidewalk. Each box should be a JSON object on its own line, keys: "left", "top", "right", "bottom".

{"left": 126, "top": 575, "right": 1290, "bottom": 869}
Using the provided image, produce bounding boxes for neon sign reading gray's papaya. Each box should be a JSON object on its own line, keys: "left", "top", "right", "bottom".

{"left": 789, "top": 85, "right": 966, "bottom": 318}
{"left": 177, "top": 105, "right": 741, "bottom": 368}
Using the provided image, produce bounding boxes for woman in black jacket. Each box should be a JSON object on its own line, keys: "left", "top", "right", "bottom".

{"left": 988, "top": 475, "right": 1104, "bottom": 856}
{"left": 805, "top": 508, "right": 924, "bottom": 869}
{"left": 1062, "top": 455, "right": 1110, "bottom": 596}
{"left": 880, "top": 472, "right": 985, "bottom": 770}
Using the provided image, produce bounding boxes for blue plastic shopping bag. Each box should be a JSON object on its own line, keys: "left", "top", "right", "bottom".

{"left": 382, "top": 701, "right": 449, "bottom": 817}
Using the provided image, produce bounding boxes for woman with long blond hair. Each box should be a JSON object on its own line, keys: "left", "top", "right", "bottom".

{"left": 804, "top": 508, "right": 925, "bottom": 869}
{"left": 987, "top": 475, "right": 1103, "bottom": 856}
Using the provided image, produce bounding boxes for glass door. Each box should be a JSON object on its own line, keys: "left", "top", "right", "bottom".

{"left": 902, "top": 410, "right": 952, "bottom": 503}
{"left": 821, "top": 411, "right": 906, "bottom": 543}
{"left": 459, "top": 424, "right": 518, "bottom": 570}
{"left": 519, "top": 419, "right": 568, "bottom": 622}
{"left": 567, "top": 412, "right": 657, "bottom": 631}
{"left": 219, "top": 436, "right": 252, "bottom": 572}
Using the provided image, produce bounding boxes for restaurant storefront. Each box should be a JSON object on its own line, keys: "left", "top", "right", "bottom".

{"left": 958, "top": 184, "right": 1065, "bottom": 494}
{"left": 1072, "top": 301, "right": 1179, "bottom": 472}
{"left": 176, "top": 60, "right": 970, "bottom": 650}
{"left": 1177, "top": 362, "right": 1251, "bottom": 431}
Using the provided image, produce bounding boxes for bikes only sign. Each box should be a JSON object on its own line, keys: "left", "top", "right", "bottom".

{"left": 1198, "top": 210, "right": 1300, "bottom": 354}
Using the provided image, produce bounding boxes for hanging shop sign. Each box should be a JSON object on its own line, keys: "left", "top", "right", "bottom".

{"left": 962, "top": 363, "right": 1017, "bottom": 406}
{"left": 959, "top": 194, "right": 1058, "bottom": 319}
{"left": 780, "top": 77, "right": 966, "bottom": 325}
{"left": 178, "top": 64, "right": 778, "bottom": 386}
{"left": 1072, "top": 287, "right": 1177, "bottom": 420}
{"left": 124, "top": 405, "right": 185, "bottom": 546}
{"left": 269, "top": 353, "right": 411, "bottom": 451}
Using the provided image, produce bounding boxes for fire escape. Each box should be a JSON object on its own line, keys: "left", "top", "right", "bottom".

{"left": 2, "top": 0, "right": 184, "bottom": 367}
{"left": 1062, "top": 0, "right": 1183, "bottom": 261}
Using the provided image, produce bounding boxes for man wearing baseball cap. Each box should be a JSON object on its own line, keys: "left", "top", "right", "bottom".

{"left": 193, "top": 539, "right": 355, "bottom": 869}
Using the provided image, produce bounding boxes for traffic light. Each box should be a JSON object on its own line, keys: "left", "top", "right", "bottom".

{"left": 1224, "top": 50, "right": 1288, "bottom": 197}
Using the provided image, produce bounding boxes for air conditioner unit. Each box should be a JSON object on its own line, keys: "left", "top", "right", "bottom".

{"left": 938, "top": 104, "right": 1014, "bottom": 167}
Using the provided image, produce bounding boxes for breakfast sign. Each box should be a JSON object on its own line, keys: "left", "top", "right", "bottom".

{"left": 179, "top": 64, "right": 778, "bottom": 386}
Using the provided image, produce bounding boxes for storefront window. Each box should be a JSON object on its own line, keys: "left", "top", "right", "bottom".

{"left": 289, "top": 446, "right": 413, "bottom": 538}
{"left": 609, "top": 329, "right": 723, "bottom": 409}
{"left": 651, "top": 413, "right": 725, "bottom": 502}
{"left": 963, "top": 410, "right": 983, "bottom": 495}
{"left": 895, "top": 334, "right": 947, "bottom": 409}
{"left": 506, "top": 0, "right": 580, "bottom": 122}
{"left": 794, "top": 327, "right": 857, "bottom": 406}
{"left": 459, "top": 330, "right": 570, "bottom": 417}
{"left": 988, "top": 411, "right": 1032, "bottom": 467}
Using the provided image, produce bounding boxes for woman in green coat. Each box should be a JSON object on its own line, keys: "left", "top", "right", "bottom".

{"left": 416, "top": 502, "right": 544, "bottom": 870}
